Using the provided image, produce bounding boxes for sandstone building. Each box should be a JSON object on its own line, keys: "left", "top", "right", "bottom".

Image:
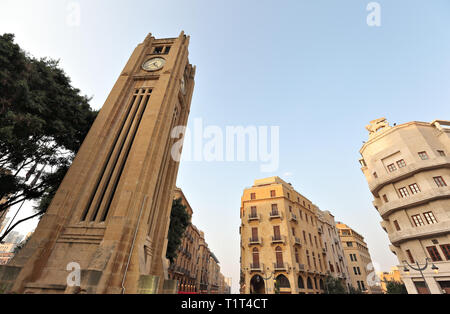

{"left": 0, "top": 32, "right": 195, "bottom": 294}
{"left": 359, "top": 118, "right": 450, "bottom": 294}
{"left": 377, "top": 266, "right": 403, "bottom": 293}
{"left": 336, "top": 222, "right": 381, "bottom": 294}
{"left": 168, "top": 188, "right": 230, "bottom": 294}
{"left": 240, "top": 177, "right": 351, "bottom": 294}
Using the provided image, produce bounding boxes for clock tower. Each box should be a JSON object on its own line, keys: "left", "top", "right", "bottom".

{"left": 0, "top": 32, "right": 195, "bottom": 294}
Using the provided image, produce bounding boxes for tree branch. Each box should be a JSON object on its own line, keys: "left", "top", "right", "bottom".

{"left": 0, "top": 211, "right": 43, "bottom": 243}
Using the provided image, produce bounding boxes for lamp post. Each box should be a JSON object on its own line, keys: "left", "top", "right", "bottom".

{"left": 402, "top": 258, "right": 439, "bottom": 294}
{"left": 261, "top": 266, "right": 275, "bottom": 294}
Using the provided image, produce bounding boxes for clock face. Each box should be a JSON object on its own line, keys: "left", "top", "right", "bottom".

{"left": 142, "top": 57, "right": 166, "bottom": 71}
{"left": 180, "top": 77, "right": 186, "bottom": 94}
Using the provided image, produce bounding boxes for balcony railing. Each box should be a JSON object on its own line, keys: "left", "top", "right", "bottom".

{"left": 296, "top": 263, "right": 306, "bottom": 272}
{"left": 273, "top": 263, "right": 288, "bottom": 271}
{"left": 293, "top": 237, "right": 302, "bottom": 246}
{"left": 269, "top": 211, "right": 283, "bottom": 220}
{"left": 248, "top": 213, "right": 261, "bottom": 222}
{"left": 289, "top": 213, "right": 297, "bottom": 222}
{"left": 250, "top": 263, "right": 263, "bottom": 272}
{"left": 248, "top": 237, "right": 263, "bottom": 246}
{"left": 271, "top": 235, "right": 286, "bottom": 244}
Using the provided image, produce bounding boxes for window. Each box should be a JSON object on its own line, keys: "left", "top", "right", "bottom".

{"left": 397, "top": 159, "right": 407, "bottom": 168}
{"left": 423, "top": 212, "right": 437, "bottom": 224}
{"left": 271, "top": 204, "right": 278, "bottom": 214}
{"left": 387, "top": 163, "right": 397, "bottom": 172}
{"left": 398, "top": 187, "right": 410, "bottom": 198}
{"left": 287, "top": 193, "right": 290, "bottom": 199}
{"left": 437, "top": 150, "right": 446, "bottom": 157}
{"left": 412, "top": 214, "right": 425, "bottom": 227}
{"left": 373, "top": 172, "right": 378, "bottom": 178}
{"left": 394, "top": 220, "right": 401, "bottom": 231}
{"left": 426, "top": 246, "right": 442, "bottom": 262}
{"left": 153, "top": 46, "right": 163, "bottom": 54}
{"left": 270, "top": 190, "right": 276, "bottom": 197}
{"left": 350, "top": 254, "right": 354, "bottom": 262}
{"left": 406, "top": 249, "right": 414, "bottom": 263}
{"left": 418, "top": 151, "right": 429, "bottom": 160}
{"left": 250, "top": 193, "right": 256, "bottom": 200}
{"left": 433, "top": 176, "right": 447, "bottom": 187}
{"left": 250, "top": 206, "right": 257, "bottom": 217}
{"left": 347, "top": 242, "right": 353, "bottom": 247}
{"left": 163, "top": 46, "right": 171, "bottom": 54}
{"left": 383, "top": 194, "right": 389, "bottom": 203}
{"left": 409, "top": 183, "right": 421, "bottom": 194}
{"left": 440, "top": 244, "right": 450, "bottom": 260}
{"left": 353, "top": 267, "right": 358, "bottom": 275}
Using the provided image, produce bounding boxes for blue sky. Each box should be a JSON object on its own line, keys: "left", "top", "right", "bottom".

{"left": 1, "top": 0, "right": 450, "bottom": 293}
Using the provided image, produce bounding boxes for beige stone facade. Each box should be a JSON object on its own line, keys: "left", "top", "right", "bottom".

{"left": 336, "top": 222, "right": 381, "bottom": 293}
{"left": 359, "top": 119, "right": 450, "bottom": 294}
{"left": 316, "top": 210, "right": 351, "bottom": 290}
{"left": 168, "top": 188, "right": 230, "bottom": 294}
{"left": 240, "top": 177, "right": 349, "bottom": 294}
{"left": 0, "top": 32, "right": 195, "bottom": 294}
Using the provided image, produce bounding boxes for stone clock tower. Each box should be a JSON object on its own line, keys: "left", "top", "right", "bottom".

{"left": 0, "top": 32, "right": 195, "bottom": 294}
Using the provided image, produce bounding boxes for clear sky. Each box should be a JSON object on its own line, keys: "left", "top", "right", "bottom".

{"left": 1, "top": 0, "right": 450, "bottom": 294}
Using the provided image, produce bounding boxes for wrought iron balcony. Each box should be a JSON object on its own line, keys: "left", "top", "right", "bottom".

{"left": 271, "top": 235, "right": 286, "bottom": 244}
{"left": 248, "top": 237, "right": 263, "bottom": 246}
{"left": 248, "top": 213, "right": 261, "bottom": 222}
{"left": 293, "top": 237, "right": 302, "bottom": 246}
{"left": 289, "top": 213, "right": 298, "bottom": 222}
{"left": 250, "top": 263, "right": 264, "bottom": 272}
{"left": 273, "top": 262, "right": 289, "bottom": 272}
{"left": 269, "top": 211, "right": 283, "bottom": 220}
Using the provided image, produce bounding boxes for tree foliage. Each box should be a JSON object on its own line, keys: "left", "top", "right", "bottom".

{"left": 0, "top": 33, "right": 97, "bottom": 241}
{"left": 323, "top": 275, "right": 347, "bottom": 294}
{"left": 166, "top": 197, "right": 190, "bottom": 264}
{"left": 386, "top": 280, "right": 408, "bottom": 294}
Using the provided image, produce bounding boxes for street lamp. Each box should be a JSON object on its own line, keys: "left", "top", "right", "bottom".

{"left": 402, "top": 258, "right": 440, "bottom": 294}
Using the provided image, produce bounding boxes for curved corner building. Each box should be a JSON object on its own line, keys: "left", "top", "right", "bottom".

{"left": 359, "top": 118, "right": 450, "bottom": 294}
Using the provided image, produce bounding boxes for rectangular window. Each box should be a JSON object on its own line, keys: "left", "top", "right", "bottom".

{"left": 409, "top": 183, "right": 421, "bottom": 194}
{"left": 437, "top": 150, "right": 446, "bottom": 157}
{"left": 406, "top": 249, "right": 414, "bottom": 263}
{"left": 353, "top": 254, "right": 357, "bottom": 262}
{"left": 412, "top": 214, "right": 425, "bottom": 227}
{"left": 350, "top": 254, "right": 354, "bottom": 262}
{"left": 426, "top": 246, "right": 442, "bottom": 262}
{"left": 423, "top": 212, "right": 437, "bottom": 224}
{"left": 434, "top": 176, "right": 447, "bottom": 187}
{"left": 353, "top": 267, "right": 358, "bottom": 275}
{"left": 383, "top": 194, "right": 389, "bottom": 203}
{"left": 347, "top": 242, "right": 353, "bottom": 247}
{"left": 250, "top": 206, "right": 257, "bottom": 217}
{"left": 418, "top": 151, "right": 429, "bottom": 160}
{"left": 394, "top": 220, "right": 401, "bottom": 231}
{"left": 440, "top": 244, "right": 450, "bottom": 260}
{"left": 153, "top": 46, "right": 163, "bottom": 54}
{"left": 398, "top": 187, "right": 410, "bottom": 198}
{"left": 270, "top": 190, "right": 276, "bottom": 197}
{"left": 163, "top": 46, "right": 171, "bottom": 54}
{"left": 397, "top": 159, "right": 407, "bottom": 168}
{"left": 271, "top": 204, "right": 278, "bottom": 215}
{"left": 387, "top": 163, "right": 397, "bottom": 172}
{"left": 250, "top": 193, "right": 256, "bottom": 200}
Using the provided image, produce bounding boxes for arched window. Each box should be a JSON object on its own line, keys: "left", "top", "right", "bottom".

{"left": 313, "top": 277, "right": 317, "bottom": 289}
{"left": 276, "top": 274, "right": 291, "bottom": 288}
{"left": 298, "top": 276, "right": 305, "bottom": 289}
{"left": 252, "top": 247, "right": 260, "bottom": 268}
{"left": 307, "top": 277, "right": 313, "bottom": 289}
{"left": 319, "top": 279, "right": 324, "bottom": 290}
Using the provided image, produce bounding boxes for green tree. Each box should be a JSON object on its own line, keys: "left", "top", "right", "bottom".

{"left": 385, "top": 280, "right": 408, "bottom": 294}
{"left": 323, "top": 275, "right": 347, "bottom": 294}
{"left": 0, "top": 33, "right": 97, "bottom": 241}
{"left": 166, "top": 197, "right": 190, "bottom": 264}
{"left": 348, "top": 285, "right": 364, "bottom": 294}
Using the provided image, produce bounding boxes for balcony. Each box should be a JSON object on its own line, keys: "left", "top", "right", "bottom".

{"left": 249, "top": 263, "right": 264, "bottom": 272}
{"left": 273, "top": 263, "right": 289, "bottom": 272}
{"left": 248, "top": 237, "right": 263, "bottom": 246}
{"left": 296, "top": 263, "right": 306, "bottom": 272}
{"left": 271, "top": 235, "right": 286, "bottom": 244}
{"left": 322, "top": 248, "right": 327, "bottom": 254}
{"left": 288, "top": 213, "right": 298, "bottom": 222}
{"left": 388, "top": 220, "right": 450, "bottom": 246}
{"left": 293, "top": 237, "right": 302, "bottom": 246}
{"left": 318, "top": 227, "right": 323, "bottom": 234}
{"left": 367, "top": 156, "right": 450, "bottom": 196}
{"left": 377, "top": 186, "right": 450, "bottom": 218}
{"left": 269, "top": 211, "right": 283, "bottom": 220}
{"left": 248, "top": 213, "right": 261, "bottom": 223}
